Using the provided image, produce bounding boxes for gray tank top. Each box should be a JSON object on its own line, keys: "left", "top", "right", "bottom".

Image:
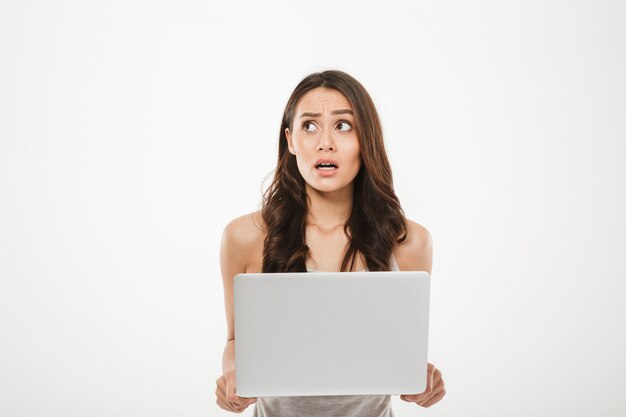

{"left": 251, "top": 255, "right": 400, "bottom": 417}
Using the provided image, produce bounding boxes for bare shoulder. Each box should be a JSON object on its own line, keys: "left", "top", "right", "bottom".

{"left": 222, "top": 210, "right": 265, "bottom": 246}
{"left": 220, "top": 210, "right": 266, "bottom": 342}
{"left": 221, "top": 210, "right": 266, "bottom": 272}
{"left": 393, "top": 218, "right": 433, "bottom": 275}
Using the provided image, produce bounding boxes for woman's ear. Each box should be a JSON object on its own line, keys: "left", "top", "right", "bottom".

{"left": 285, "top": 128, "right": 295, "bottom": 155}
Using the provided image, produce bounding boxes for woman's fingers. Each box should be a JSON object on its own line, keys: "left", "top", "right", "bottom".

{"left": 401, "top": 363, "right": 434, "bottom": 402}
{"left": 216, "top": 387, "right": 240, "bottom": 412}
{"left": 415, "top": 381, "right": 442, "bottom": 405}
{"left": 226, "top": 379, "right": 246, "bottom": 411}
{"left": 215, "top": 376, "right": 228, "bottom": 403}
{"left": 228, "top": 391, "right": 256, "bottom": 409}
{"left": 215, "top": 373, "right": 255, "bottom": 413}
{"left": 426, "top": 363, "right": 435, "bottom": 392}
{"left": 217, "top": 397, "right": 242, "bottom": 413}
{"left": 421, "top": 388, "right": 446, "bottom": 407}
{"left": 237, "top": 397, "right": 257, "bottom": 409}
{"left": 216, "top": 376, "right": 237, "bottom": 412}
{"left": 415, "top": 367, "right": 445, "bottom": 405}
{"left": 400, "top": 363, "right": 446, "bottom": 407}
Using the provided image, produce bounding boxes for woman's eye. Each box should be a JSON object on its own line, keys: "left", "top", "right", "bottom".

{"left": 303, "top": 121, "right": 318, "bottom": 132}
{"left": 336, "top": 121, "right": 352, "bottom": 131}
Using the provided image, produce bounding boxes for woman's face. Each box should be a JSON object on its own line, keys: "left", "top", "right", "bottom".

{"left": 285, "top": 87, "right": 361, "bottom": 195}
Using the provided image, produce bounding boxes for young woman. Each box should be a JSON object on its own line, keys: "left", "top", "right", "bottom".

{"left": 215, "top": 70, "right": 446, "bottom": 416}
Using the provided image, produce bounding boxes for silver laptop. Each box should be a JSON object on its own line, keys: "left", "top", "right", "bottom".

{"left": 233, "top": 271, "right": 430, "bottom": 397}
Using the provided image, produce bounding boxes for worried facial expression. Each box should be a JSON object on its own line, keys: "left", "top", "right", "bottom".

{"left": 285, "top": 87, "right": 362, "bottom": 194}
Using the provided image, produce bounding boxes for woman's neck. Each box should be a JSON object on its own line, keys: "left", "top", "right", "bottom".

{"left": 305, "top": 183, "right": 353, "bottom": 231}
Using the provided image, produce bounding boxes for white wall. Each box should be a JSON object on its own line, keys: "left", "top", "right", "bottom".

{"left": 1, "top": 1, "right": 624, "bottom": 416}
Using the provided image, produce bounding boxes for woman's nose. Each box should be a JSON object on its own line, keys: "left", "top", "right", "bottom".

{"left": 317, "top": 130, "right": 335, "bottom": 151}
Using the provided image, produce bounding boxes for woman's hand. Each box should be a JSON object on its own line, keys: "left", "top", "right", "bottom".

{"left": 215, "top": 369, "right": 257, "bottom": 413}
{"left": 400, "top": 362, "right": 446, "bottom": 407}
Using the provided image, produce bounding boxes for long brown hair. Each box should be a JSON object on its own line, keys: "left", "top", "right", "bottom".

{"left": 262, "top": 70, "right": 407, "bottom": 272}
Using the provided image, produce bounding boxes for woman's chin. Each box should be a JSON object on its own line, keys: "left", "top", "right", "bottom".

{"left": 306, "top": 180, "right": 351, "bottom": 195}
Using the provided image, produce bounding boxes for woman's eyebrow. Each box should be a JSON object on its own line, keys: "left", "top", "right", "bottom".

{"left": 298, "top": 109, "right": 353, "bottom": 119}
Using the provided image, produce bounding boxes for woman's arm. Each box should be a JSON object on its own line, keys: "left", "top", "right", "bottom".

{"left": 394, "top": 219, "right": 433, "bottom": 275}
{"left": 219, "top": 217, "right": 248, "bottom": 372}
{"left": 396, "top": 219, "right": 446, "bottom": 408}
{"left": 215, "top": 215, "right": 258, "bottom": 412}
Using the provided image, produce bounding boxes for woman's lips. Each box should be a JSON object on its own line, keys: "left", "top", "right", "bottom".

{"left": 314, "top": 159, "right": 339, "bottom": 177}
{"left": 315, "top": 165, "right": 338, "bottom": 177}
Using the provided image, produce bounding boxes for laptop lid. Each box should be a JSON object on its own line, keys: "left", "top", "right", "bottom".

{"left": 233, "top": 271, "right": 430, "bottom": 397}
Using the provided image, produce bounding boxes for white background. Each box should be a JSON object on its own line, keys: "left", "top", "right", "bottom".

{"left": 1, "top": 1, "right": 625, "bottom": 416}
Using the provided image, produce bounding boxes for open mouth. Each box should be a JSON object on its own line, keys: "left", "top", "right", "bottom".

{"left": 315, "top": 162, "right": 338, "bottom": 170}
